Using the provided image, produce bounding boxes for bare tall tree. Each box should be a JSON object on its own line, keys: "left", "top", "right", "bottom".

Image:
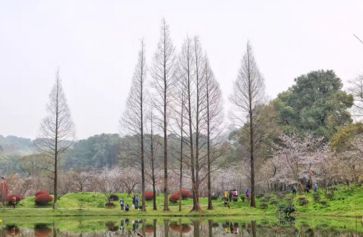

{"left": 122, "top": 40, "right": 147, "bottom": 211}
{"left": 178, "top": 37, "right": 221, "bottom": 211}
{"left": 193, "top": 37, "right": 205, "bottom": 211}
{"left": 151, "top": 19, "right": 176, "bottom": 211}
{"left": 230, "top": 42, "right": 265, "bottom": 207}
{"left": 177, "top": 91, "right": 185, "bottom": 212}
{"left": 36, "top": 70, "right": 75, "bottom": 209}
{"left": 204, "top": 59, "right": 223, "bottom": 210}
{"left": 178, "top": 37, "right": 198, "bottom": 211}
{"left": 148, "top": 110, "right": 157, "bottom": 210}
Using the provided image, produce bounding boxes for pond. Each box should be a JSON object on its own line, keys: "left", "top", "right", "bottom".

{"left": 0, "top": 217, "right": 362, "bottom": 237}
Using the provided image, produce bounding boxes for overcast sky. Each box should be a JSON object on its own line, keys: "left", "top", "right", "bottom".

{"left": 0, "top": 0, "right": 362, "bottom": 139}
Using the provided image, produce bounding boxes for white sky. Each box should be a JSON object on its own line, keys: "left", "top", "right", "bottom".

{"left": 0, "top": 0, "right": 363, "bottom": 139}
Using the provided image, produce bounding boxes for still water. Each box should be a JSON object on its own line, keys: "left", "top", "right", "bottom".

{"left": 1, "top": 217, "right": 362, "bottom": 237}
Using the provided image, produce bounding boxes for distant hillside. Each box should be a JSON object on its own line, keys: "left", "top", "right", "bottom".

{"left": 63, "top": 133, "right": 122, "bottom": 170}
{"left": 0, "top": 135, "right": 35, "bottom": 156}
{"left": 0, "top": 132, "right": 231, "bottom": 173}
{"left": 0, "top": 133, "right": 126, "bottom": 171}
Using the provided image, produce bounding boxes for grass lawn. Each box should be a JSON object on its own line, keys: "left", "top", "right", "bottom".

{"left": 1, "top": 185, "right": 363, "bottom": 218}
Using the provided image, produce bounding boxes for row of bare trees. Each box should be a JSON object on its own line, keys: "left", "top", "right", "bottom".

{"left": 33, "top": 19, "right": 264, "bottom": 211}
{"left": 122, "top": 20, "right": 225, "bottom": 211}
{"left": 122, "top": 20, "right": 265, "bottom": 211}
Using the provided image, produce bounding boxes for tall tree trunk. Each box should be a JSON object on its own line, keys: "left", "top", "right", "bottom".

{"left": 194, "top": 39, "right": 201, "bottom": 211}
{"left": 230, "top": 42, "right": 264, "bottom": 209}
{"left": 140, "top": 44, "right": 146, "bottom": 212}
{"left": 163, "top": 58, "right": 169, "bottom": 211}
{"left": 249, "top": 110, "right": 256, "bottom": 207}
{"left": 179, "top": 96, "right": 184, "bottom": 212}
{"left": 53, "top": 78, "right": 59, "bottom": 210}
{"left": 187, "top": 66, "right": 197, "bottom": 211}
{"left": 163, "top": 23, "right": 169, "bottom": 211}
{"left": 206, "top": 80, "right": 213, "bottom": 210}
{"left": 53, "top": 151, "right": 58, "bottom": 209}
{"left": 248, "top": 51, "right": 256, "bottom": 208}
{"left": 150, "top": 116, "right": 157, "bottom": 210}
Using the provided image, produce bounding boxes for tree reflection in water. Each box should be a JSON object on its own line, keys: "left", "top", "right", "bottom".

{"left": 0, "top": 218, "right": 362, "bottom": 237}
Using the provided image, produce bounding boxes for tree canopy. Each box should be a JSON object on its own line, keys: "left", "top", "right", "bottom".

{"left": 274, "top": 70, "right": 353, "bottom": 139}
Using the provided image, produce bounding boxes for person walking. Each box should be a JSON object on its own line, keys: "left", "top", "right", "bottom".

{"left": 132, "top": 195, "right": 136, "bottom": 208}
{"left": 292, "top": 186, "right": 297, "bottom": 195}
{"left": 313, "top": 182, "right": 318, "bottom": 192}
{"left": 305, "top": 183, "right": 311, "bottom": 193}
{"left": 120, "top": 198, "right": 124, "bottom": 210}
{"left": 134, "top": 196, "right": 139, "bottom": 209}
{"left": 11, "top": 196, "right": 16, "bottom": 208}
{"left": 245, "top": 188, "right": 250, "bottom": 199}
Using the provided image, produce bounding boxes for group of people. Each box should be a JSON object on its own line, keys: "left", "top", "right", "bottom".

{"left": 223, "top": 189, "right": 251, "bottom": 208}
{"left": 291, "top": 181, "right": 319, "bottom": 194}
{"left": 119, "top": 195, "right": 141, "bottom": 211}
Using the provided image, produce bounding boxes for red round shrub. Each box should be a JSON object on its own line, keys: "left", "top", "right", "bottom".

{"left": 169, "top": 189, "right": 193, "bottom": 203}
{"left": 180, "top": 189, "right": 193, "bottom": 198}
{"left": 35, "top": 191, "right": 49, "bottom": 197}
{"left": 6, "top": 194, "right": 23, "bottom": 203}
{"left": 169, "top": 192, "right": 181, "bottom": 203}
{"left": 35, "top": 193, "right": 53, "bottom": 206}
{"left": 144, "top": 191, "right": 154, "bottom": 201}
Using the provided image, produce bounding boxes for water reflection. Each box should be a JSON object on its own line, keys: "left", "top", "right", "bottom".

{"left": 0, "top": 218, "right": 362, "bottom": 237}
{"left": 34, "top": 224, "right": 52, "bottom": 237}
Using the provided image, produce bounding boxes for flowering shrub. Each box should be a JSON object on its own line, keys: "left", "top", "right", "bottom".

{"left": 35, "top": 191, "right": 49, "bottom": 197}
{"left": 144, "top": 191, "right": 154, "bottom": 201}
{"left": 169, "top": 192, "right": 181, "bottom": 203}
{"left": 35, "top": 193, "right": 53, "bottom": 206}
{"left": 6, "top": 194, "right": 23, "bottom": 205}
{"left": 180, "top": 189, "right": 193, "bottom": 198}
{"left": 169, "top": 189, "right": 193, "bottom": 203}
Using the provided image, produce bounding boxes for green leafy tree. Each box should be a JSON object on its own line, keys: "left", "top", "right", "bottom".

{"left": 330, "top": 123, "right": 363, "bottom": 152}
{"left": 63, "top": 134, "right": 121, "bottom": 169}
{"left": 274, "top": 70, "right": 353, "bottom": 139}
{"left": 330, "top": 123, "right": 363, "bottom": 183}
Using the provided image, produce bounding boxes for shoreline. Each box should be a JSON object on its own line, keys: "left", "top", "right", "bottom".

{"left": 0, "top": 208, "right": 362, "bottom": 218}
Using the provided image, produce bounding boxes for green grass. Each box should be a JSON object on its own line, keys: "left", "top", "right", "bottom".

{"left": 1, "top": 185, "right": 363, "bottom": 218}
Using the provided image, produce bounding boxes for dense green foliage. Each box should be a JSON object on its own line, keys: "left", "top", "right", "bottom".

{"left": 274, "top": 70, "right": 353, "bottom": 139}
{"left": 330, "top": 122, "right": 363, "bottom": 152}
{"left": 63, "top": 134, "right": 121, "bottom": 169}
